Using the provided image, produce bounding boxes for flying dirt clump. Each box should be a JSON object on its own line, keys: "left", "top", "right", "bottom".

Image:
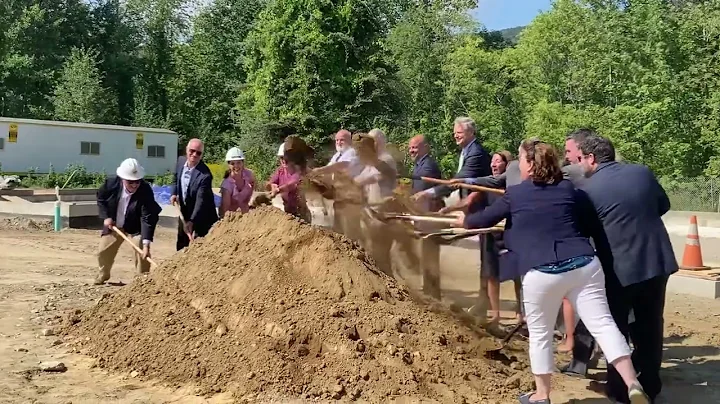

{"left": 63, "top": 206, "right": 532, "bottom": 402}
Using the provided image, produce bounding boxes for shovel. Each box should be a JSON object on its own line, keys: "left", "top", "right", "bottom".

{"left": 110, "top": 226, "right": 159, "bottom": 269}
{"left": 415, "top": 226, "right": 505, "bottom": 240}
{"left": 366, "top": 208, "right": 459, "bottom": 225}
{"left": 416, "top": 176, "right": 505, "bottom": 196}
{"left": 484, "top": 321, "right": 526, "bottom": 360}
{"left": 173, "top": 202, "right": 195, "bottom": 241}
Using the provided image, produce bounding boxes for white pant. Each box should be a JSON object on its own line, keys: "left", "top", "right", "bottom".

{"left": 522, "top": 256, "right": 631, "bottom": 374}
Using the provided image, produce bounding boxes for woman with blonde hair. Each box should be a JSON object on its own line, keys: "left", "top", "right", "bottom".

{"left": 456, "top": 139, "right": 649, "bottom": 404}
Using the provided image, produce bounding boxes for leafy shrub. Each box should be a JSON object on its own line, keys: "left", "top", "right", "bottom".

{"left": 20, "top": 163, "right": 106, "bottom": 189}
{"left": 152, "top": 171, "right": 175, "bottom": 186}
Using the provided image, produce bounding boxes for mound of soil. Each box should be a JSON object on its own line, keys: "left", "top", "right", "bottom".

{"left": 0, "top": 216, "right": 53, "bottom": 231}
{"left": 64, "top": 207, "right": 531, "bottom": 402}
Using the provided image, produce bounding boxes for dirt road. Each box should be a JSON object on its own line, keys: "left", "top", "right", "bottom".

{"left": 0, "top": 227, "right": 719, "bottom": 403}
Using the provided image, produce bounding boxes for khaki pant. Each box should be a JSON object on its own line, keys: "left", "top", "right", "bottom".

{"left": 363, "top": 218, "right": 419, "bottom": 278}
{"left": 96, "top": 233, "right": 150, "bottom": 283}
{"left": 332, "top": 202, "right": 363, "bottom": 242}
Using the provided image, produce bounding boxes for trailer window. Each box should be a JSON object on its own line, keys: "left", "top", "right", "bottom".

{"left": 80, "top": 141, "right": 100, "bottom": 155}
{"left": 148, "top": 145, "right": 166, "bottom": 158}
{"left": 0, "top": 138, "right": 4, "bottom": 150}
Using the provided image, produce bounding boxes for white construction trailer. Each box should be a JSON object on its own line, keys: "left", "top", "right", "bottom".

{"left": 0, "top": 117, "right": 179, "bottom": 176}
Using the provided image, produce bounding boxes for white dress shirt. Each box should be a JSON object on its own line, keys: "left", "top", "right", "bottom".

{"left": 116, "top": 186, "right": 150, "bottom": 246}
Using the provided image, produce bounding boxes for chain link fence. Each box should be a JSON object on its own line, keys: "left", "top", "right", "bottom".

{"left": 660, "top": 177, "right": 720, "bottom": 212}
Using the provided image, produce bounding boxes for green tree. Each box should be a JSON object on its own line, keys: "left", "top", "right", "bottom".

{"left": 52, "top": 47, "right": 118, "bottom": 123}
{"left": 236, "top": 0, "right": 404, "bottom": 161}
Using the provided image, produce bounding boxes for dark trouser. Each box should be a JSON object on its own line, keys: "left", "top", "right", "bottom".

{"left": 176, "top": 218, "right": 211, "bottom": 251}
{"left": 563, "top": 320, "right": 596, "bottom": 377}
{"left": 605, "top": 275, "right": 669, "bottom": 403}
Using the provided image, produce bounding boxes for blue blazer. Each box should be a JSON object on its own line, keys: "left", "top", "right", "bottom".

{"left": 170, "top": 157, "right": 219, "bottom": 232}
{"left": 432, "top": 139, "right": 492, "bottom": 199}
{"left": 581, "top": 162, "right": 678, "bottom": 287}
{"left": 411, "top": 154, "right": 442, "bottom": 194}
{"left": 465, "top": 179, "right": 596, "bottom": 281}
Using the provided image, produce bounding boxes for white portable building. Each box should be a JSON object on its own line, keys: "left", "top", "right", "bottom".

{"left": 0, "top": 117, "right": 179, "bottom": 176}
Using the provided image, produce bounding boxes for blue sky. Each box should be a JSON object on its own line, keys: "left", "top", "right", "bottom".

{"left": 471, "top": 0, "right": 554, "bottom": 31}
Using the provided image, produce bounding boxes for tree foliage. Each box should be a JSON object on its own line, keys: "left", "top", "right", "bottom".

{"left": 3, "top": 0, "right": 720, "bottom": 179}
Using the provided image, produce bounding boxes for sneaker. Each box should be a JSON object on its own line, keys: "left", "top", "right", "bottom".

{"left": 628, "top": 384, "right": 650, "bottom": 404}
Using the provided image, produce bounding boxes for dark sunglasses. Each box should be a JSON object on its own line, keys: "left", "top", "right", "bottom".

{"left": 189, "top": 148, "right": 203, "bottom": 156}
{"left": 125, "top": 179, "right": 140, "bottom": 185}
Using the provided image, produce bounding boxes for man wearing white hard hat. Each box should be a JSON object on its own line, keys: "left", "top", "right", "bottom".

{"left": 219, "top": 147, "right": 255, "bottom": 216}
{"left": 95, "top": 158, "right": 162, "bottom": 285}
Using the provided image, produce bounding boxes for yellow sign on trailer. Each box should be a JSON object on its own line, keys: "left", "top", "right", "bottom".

{"left": 135, "top": 132, "right": 144, "bottom": 149}
{"left": 8, "top": 123, "right": 18, "bottom": 142}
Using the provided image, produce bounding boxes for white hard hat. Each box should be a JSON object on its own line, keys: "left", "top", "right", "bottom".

{"left": 116, "top": 158, "right": 145, "bottom": 181}
{"left": 277, "top": 142, "right": 285, "bottom": 157}
{"left": 225, "top": 147, "right": 245, "bottom": 161}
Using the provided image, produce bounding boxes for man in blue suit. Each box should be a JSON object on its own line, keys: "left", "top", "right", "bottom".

{"left": 578, "top": 135, "right": 677, "bottom": 404}
{"left": 408, "top": 134, "right": 443, "bottom": 210}
{"left": 170, "top": 138, "right": 219, "bottom": 251}
{"left": 413, "top": 116, "right": 492, "bottom": 309}
{"left": 413, "top": 116, "right": 492, "bottom": 202}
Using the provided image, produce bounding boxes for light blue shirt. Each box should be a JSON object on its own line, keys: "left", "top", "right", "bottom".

{"left": 181, "top": 164, "right": 194, "bottom": 202}
{"left": 427, "top": 138, "right": 477, "bottom": 196}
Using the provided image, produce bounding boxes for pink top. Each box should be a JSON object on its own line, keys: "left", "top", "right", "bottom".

{"left": 221, "top": 169, "right": 255, "bottom": 213}
{"left": 270, "top": 166, "right": 302, "bottom": 214}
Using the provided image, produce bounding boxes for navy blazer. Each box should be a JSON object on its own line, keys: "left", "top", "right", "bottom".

{"left": 581, "top": 162, "right": 678, "bottom": 287}
{"left": 170, "top": 157, "right": 219, "bottom": 231}
{"left": 411, "top": 154, "right": 442, "bottom": 194}
{"left": 97, "top": 176, "right": 161, "bottom": 241}
{"left": 465, "top": 179, "right": 596, "bottom": 281}
{"left": 432, "top": 139, "right": 492, "bottom": 199}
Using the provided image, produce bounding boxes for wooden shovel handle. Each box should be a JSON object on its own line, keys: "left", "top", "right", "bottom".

{"left": 110, "top": 226, "right": 159, "bottom": 268}
{"left": 420, "top": 176, "right": 451, "bottom": 185}
{"left": 455, "top": 183, "right": 505, "bottom": 195}
{"left": 173, "top": 202, "right": 194, "bottom": 241}
{"left": 420, "top": 176, "right": 505, "bottom": 195}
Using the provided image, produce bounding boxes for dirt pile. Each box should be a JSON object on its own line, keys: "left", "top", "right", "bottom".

{"left": 64, "top": 207, "right": 531, "bottom": 402}
{"left": 0, "top": 216, "right": 52, "bottom": 231}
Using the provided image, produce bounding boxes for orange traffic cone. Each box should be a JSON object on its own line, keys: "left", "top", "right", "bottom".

{"left": 680, "top": 215, "right": 710, "bottom": 270}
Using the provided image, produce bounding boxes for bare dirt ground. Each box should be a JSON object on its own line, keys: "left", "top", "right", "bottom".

{"left": 0, "top": 227, "right": 719, "bottom": 403}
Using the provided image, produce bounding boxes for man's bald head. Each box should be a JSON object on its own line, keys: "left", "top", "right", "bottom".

{"left": 335, "top": 129, "right": 351, "bottom": 153}
{"left": 408, "top": 135, "right": 429, "bottom": 162}
{"left": 186, "top": 138, "right": 204, "bottom": 167}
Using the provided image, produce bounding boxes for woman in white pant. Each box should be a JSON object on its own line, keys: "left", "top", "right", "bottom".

{"left": 457, "top": 139, "right": 649, "bottom": 404}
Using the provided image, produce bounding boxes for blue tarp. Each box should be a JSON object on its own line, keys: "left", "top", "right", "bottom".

{"left": 151, "top": 184, "right": 221, "bottom": 208}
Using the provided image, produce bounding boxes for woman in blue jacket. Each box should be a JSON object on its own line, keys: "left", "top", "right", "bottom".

{"left": 458, "top": 139, "right": 649, "bottom": 404}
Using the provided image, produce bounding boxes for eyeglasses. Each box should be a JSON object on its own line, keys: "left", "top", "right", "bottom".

{"left": 189, "top": 149, "right": 203, "bottom": 156}
{"left": 126, "top": 180, "right": 140, "bottom": 185}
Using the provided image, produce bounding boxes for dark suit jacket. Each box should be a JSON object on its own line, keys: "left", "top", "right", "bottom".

{"left": 411, "top": 154, "right": 442, "bottom": 194}
{"left": 432, "top": 139, "right": 491, "bottom": 199}
{"left": 97, "top": 176, "right": 161, "bottom": 241}
{"left": 581, "top": 161, "right": 678, "bottom": 287}
{"left": 170, "top": 157, "right": 219, "bottom": 231}
{"left": 465, "top": 179, "right": 596, "bottom": 281}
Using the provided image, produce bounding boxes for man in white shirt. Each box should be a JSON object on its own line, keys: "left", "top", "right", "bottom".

{"left": 320, "top": 129, "right": 364, "bottom": 240}
{"left": 95, "top": 158, "right": 162, "bottom": 285}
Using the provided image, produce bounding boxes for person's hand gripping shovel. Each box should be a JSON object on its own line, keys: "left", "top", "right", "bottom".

{"left": 173, "top": 201, "right": 195, "bottom": 242}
